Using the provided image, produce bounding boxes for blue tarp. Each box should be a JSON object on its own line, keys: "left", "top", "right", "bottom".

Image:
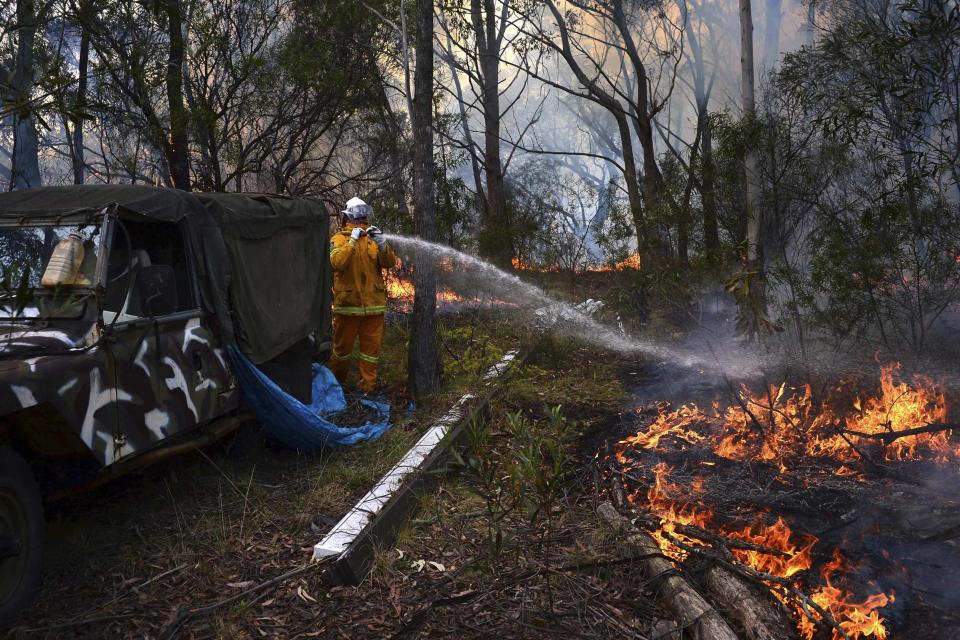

{"left": 227, "top": 346, "right": 392, "bottom": 451}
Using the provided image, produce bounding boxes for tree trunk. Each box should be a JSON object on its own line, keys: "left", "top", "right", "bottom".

{"left": 611, "top": 0, "right": 668, "bottom": 261}
{"left": 10, "top": 0, "right": 42, "bottom": 190}
{"left": 408, "top": 0, "right": 440, "bottom": 396}
{"left": 763, "top": 0, "right": 783, "bottom": 69}
{"left": 689, "top": 20, "right": 719, "bottom": 260}
{"left": 474, "top": 0, "right": 510, "bottom": 268}
{"left": 614, "top": 112, "right": 646, "bottom": 252}
{"left": 72, "top": 7, "right": 90, "bottom": 185}
{"left": 165, "top": 0, "right": 191, "bottom": 190}
{"left": 740, "top": 0, "right": 760, "bottom": 264}
{"left": 804, "top": 0, "right": 816, "bottom": 48}
{"left": 701, "top": 118, "right": 720, "bottom": 259}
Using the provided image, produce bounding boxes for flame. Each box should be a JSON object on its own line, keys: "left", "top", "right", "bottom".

{"left": 800, "top": 550, "right": 895, "bottom": 640}
{"left": 610, "top": 363, "right": 938, "bottom": 639}
{"left": 586, "top": 253, "right": 642, "bottom": 272}
{"left": 638, "top": 462, "right": 714, "bottom": 558}
{"left": 386, "top": 273, "right": 416, "bottom": 300}
{"left": 843, "top": 363, "right": 949, "bottom": 461}
{"left": 728, "top": 517, "right": 816, "bottom": 579}
{"left": 384, "top": 270, "right": 462, "bottom": 312}
{"left": 511, "top": 253, "right": 642, "bottom": 273}
{"left": 616, "top": 403, "right": 706, "bottom": 459}
{"left": 624, "top": 459, "right": 895, "bottom": 640}
{"left": 511, "top": 257, "right": 559, "bottom": 272}
{"left": 625, "top": 363, "right": 953, "bottom": 468}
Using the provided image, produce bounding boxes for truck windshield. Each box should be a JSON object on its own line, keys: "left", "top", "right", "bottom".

{"left": 0, "top": 224, "right": 101, "bottom": 319}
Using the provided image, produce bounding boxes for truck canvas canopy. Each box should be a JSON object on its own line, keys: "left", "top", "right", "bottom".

{"left": 0, "top": 185, "right": 331, "bottom": 364}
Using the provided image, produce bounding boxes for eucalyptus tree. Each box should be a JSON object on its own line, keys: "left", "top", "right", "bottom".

{"left": 775, "top": 0, "right": 960, "bottom": 349}
{"left": 436, "top": 0, "right": 543, "bottom": 267}
{"left": 2, "top": 0, "right": 59, "bottom": 189}
{"left": 408, "top": 0, "right": 439, "bottom": 395}
{"left": 515, "top": 0, "right": 685, "bottom": 263}
{"left": 740, "top": 0, "right": 760, "bottom": 266}
{"left": 78, "top": 0, "right": 190, "bottom": 188}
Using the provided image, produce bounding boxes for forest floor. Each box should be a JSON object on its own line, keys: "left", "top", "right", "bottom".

{"left": 10, "top": 271, "right": 958, "bottom": 639}
{"left": 8, "top": 294, "right": 656, "bottom": 639}
{"left": 4, "top": 265, "right": 687, "bottom": 639}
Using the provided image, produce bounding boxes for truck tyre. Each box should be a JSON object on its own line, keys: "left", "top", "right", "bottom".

{"left": 0, "top": 448, "right": 43, "bottom": 627}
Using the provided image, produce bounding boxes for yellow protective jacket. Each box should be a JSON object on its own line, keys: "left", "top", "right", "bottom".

{"left": 330, "top": 223, "right": 398, "bottom": 316}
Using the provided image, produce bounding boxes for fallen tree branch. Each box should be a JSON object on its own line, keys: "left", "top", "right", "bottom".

{"left": 673, "top": 523, "right": 793, "bottom": 558}
{"left": 598, "top": 502, "right": 739, "bottom": 640}
{"left": 701, "top": 565, "right": 797, "bottom": 640}
{"left": 659, "top": 529, "right": 853, "bottom": 640}
{"left": 843, "top": 422, "right": 958, "bottom": 445}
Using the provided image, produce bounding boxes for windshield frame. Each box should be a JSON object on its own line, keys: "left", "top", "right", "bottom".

{"left": 0, "top": 205, "right": 115, "bottom": 320}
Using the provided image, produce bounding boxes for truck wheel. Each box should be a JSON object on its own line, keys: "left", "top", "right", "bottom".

{"left": 0, "top": 448, "right": 43, "bottom": 627}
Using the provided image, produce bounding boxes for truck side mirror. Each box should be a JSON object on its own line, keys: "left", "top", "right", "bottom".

{"left": 130, "top": 266, "right": 178, "bottom": 317}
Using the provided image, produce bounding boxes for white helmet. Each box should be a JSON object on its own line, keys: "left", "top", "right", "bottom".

{"left": 342, "top": 197, "right": 373, "bottom": 223}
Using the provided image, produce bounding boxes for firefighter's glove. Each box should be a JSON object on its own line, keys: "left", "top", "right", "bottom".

{"left": 368, "top": 227, "right": 386, "bottom": 249}
{"left": 350, "top": 227, "right": 364, "bottom": 242}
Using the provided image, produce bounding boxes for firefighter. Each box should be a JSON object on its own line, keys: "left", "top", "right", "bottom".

{"left": 329, "top": 197, "right": 398, "bottom": 393}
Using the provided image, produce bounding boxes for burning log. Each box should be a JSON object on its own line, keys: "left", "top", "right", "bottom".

{"left": 701, "top": 566, "right": 798, "bottom": 640}
{"left": 597, "top": 502, "right": 739, "bottom": 640}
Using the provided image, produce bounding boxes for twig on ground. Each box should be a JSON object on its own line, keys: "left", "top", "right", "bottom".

{"left": 673, "top": 522, "right": 793, "bottom": 558}
{"left": 156, "top": 561, "right": 320, "bottom": 640}
{"left": 14, "top": 612, "right": 144, "bottom": 634}
{"left": 844, "top": 422, "right": 958, "bottom": 445}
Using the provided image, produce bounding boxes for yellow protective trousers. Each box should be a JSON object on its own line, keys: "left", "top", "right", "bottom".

{"left": 329, "top": 313, "right": 385, "bottom": 392}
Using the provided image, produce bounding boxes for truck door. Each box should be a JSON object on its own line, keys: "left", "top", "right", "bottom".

{"left": 101, "top": 217, "right": 235, "bottom": 465}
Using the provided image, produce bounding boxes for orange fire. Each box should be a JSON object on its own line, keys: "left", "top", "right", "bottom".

{"left": 511, "top": 253, "right": 642, "bottom": 273}
{"left": 800, "top": 550, "right": 895, "bottom": 640}
{"left": 384, "top": 271, "right": 462, "bottom": 312}
{"left": 844, "top": 364, "right": 949, "bottom": 461}
{"left": 628, "top": 461, "right": 894, "bottom": 640}
{"left": 611, "top": 362, "right": 943, "bottom": 639}
{"left": 511, "top": 257, "right": 559, "bottom": 272}
{"left": 624, "top": 363, "right": 953, "bottom": 468}
{"left": 586, "top": 253, "right": 642, "bottom": 272}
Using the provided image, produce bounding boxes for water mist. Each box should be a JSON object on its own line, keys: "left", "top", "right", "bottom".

{"left": 383, "top": 234, "right": 762, "bottom": 377}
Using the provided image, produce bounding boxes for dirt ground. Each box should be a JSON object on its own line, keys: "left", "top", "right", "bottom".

{"left": 1, "top": 314, "right": 548, "bottom": 638}
{"left": 10, "top": 310, "right": 653, "bottom": 639}
{"left": 12, "top": 276, "right": 946, "bottom": 639}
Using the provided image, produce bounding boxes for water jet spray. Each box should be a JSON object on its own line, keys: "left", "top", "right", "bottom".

{"left": 383, "top": 234, "right": 762, "bottom": 377}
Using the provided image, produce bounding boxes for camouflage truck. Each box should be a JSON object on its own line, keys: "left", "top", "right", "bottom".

{"left": 0, "top": 185, "right": 332, "bottom": 623}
